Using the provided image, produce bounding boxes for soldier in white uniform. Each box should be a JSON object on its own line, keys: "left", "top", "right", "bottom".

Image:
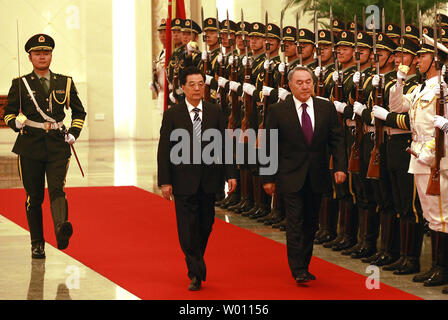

{"left": 388, "top": 34, "right": 448, "bottom": 289}
{"left": 150, "top": 19, "right": 167, "bottom": 114}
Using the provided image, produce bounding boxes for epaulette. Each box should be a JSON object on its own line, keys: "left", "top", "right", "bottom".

{"left": 316, "top": 96, "right": 329, "bottom": 102}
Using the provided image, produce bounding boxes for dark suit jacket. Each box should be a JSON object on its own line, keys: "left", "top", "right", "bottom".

{"left": 261, "top": 95, "right": 346, "bottom": 194}
{"left": 157, "top": 100, "right": 237, "bottom": 195}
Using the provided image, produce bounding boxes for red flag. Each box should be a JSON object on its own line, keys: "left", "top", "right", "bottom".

{"left": 164, "top": 0, "right": 186, "bottom": 111}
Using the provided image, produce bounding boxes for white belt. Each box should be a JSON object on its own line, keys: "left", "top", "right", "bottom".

{"left": 412, "top": 134, "right": 433, "bottom": 143}
{"left": 385, "top": 127, "right": 412, "bottom": 135}
{"left": 25, "top": 120, "right": 63, "bottom": 131}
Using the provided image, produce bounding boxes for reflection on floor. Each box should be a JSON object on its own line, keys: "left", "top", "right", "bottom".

{"left": 0, "top": 140, "right": 446, "bottom": 299}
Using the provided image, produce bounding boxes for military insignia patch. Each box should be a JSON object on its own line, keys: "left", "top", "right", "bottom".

{"left": 185, "top": 20, "right": 191, "bottom": 26}
{"left": 287, "top": 28, "right": 292, "bottom": 34}
{"left": 320, "top": 31, "right": 325, "bottom": 38}
{"left": 423, "top": 28, "right": 428, "bottom": 34}
{"left": 388, "top": 25, "right": 393, "bottom": 31}
{"left": 267, "top": 25, "right": 272, "bottom": 31}
{"left": 358, "top": 32, "right": 363, "bottom": 39}
{"left": 406, "top": 25, "right": 411, "bottom": 32}
{"left": 253, "top": 23, "right": 259, "bottom": 30}
{"left": 208, "top": 19, "right": 213, "bottom": 25}
{"left": 342, "top": 32, "right": 347, "bottom": 38}
{"left": 38, "top": 36, "right": 45, "bottom": 43}
{"left": 161, "top": 18, "right": 166, "bottom": 24}
{"left": 334, "top": 21, "right": 338, "bottom": 27}
{"left": 299, "top": 30, "right": 305, "bottom": 36}
{"left": 378, "top": 34, "right": 383, "bottom": 41}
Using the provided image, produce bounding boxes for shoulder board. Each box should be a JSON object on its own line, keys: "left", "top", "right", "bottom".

{"left": 316, "top": 96, "right": 329, "bottom": 102}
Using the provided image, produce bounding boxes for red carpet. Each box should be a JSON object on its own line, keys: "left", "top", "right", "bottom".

{"left": 0, "top": 186, "right": 421, "bottom": 300}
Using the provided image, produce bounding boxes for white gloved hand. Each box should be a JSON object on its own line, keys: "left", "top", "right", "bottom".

{"left": 201, "top": 51, "right": 208, "bottom": 61}
{"left": 372, "top": 74, "right": 380, "bottom": 88}
{"left": 243, "top": 83, "right": 256, "bottom": 96}
{"left": 314, "top": 66, "right": 322, "bottom": 78}
{"left": 65, "top": 133, "right": 76, "bottom": 145}
{"left": 396, "top": 64, "right": 409, "bottom": 86}
{"left": 15, "top": 118, "right": 25, "bottom": 129}
{"left": 372, "top": 105, "right": 389, "bottom": 120}
{"left": 217, "top": 53, "right": 223, "bottom": 64}
{"left": 187, "top": 41, "right": 197, "bottom": 55}
{"left": 442, "top": 65, "right": 446, "bottom": 78}
{"left": 278, "top": 62, "right": 286, "bottom": 74}
{"left": 353, "top": 71, "right": 361, "bottom": 85}
{"left": 229, "top": 55, "right": 235, "bottom": 65}
{"left": 242, "top": 56, "right": 248, "bottom": 67}
{"left": 205, "top": 75, "right": 213, "bottom": 85}
{"left": 435, "top": 81, "right": 448, "bottom": 97}
{"left": 218, "top": 76, "right": 229, "bottom": 88}
{"left": 262, "top": 86, "right": 274, "bottom": 97}
{"left": 434, "top": 115, "right": 448, "bottom": 130}
{"left": 229, "top": 81, "right": 241, "bottom": 92}
{"left": 332, "top": 71, "right": 339, "bottom": 83}
{"left": 417, "top": 156, "right": 433, "bottom": 167}
{"left": 264, "top": 59, "right": 272, "bottom": 70}
{"left": 278, "top": 87, "right": 291, "bottom": 100}
{"left": 175, "top": 87, "right": 183, "bottom": 96}
{"left": 353, "top": 101, "right": 367, "bottom": 116}
{"left": 169, "top": 92, "right": 176, "bottom": 103}
{"left": 333, "top": 101, "right": 347, "bottom": 114}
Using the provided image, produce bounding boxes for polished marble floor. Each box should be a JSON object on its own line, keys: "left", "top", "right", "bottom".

{"left": 0, "top": 139, "right": 447, "bottom": 300}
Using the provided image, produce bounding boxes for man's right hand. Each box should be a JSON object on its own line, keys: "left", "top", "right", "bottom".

{"left": 161, "top": 184, "right": 173, "bottom": 201}
{"left": 263, "top": 183, "right": 275, "bottom": 196}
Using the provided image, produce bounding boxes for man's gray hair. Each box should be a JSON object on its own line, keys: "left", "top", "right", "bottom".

{"left": 287, "top": 65, "right": 314, "bottom": 82}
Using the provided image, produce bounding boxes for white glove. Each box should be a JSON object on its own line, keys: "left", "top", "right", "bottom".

{"left": 435, "top": 82, "right": 448, "bottom": 97}
{"left": 332, "top": 71, "right": 341, "bottom": 83}
{"left": 372, "top": 105, "right": 389, "bottom": 120}
{"left": 217, "top": 53, "right": 223, "bottom": 64}
{"left": 278, "top": 87, "right": 291, "bottom": 100}
{"left": 229, "top": 55, "right": 234, "bottom": 65}
{"left": 169, "top": 92, "right": 176, "bottom": 103}
{"left": 434, "top": 115, "right": 448, "bottom": 130}
{"left": 443, "top": 65, "right": 446, "bottom": 78}
{"left": 353, "top": 71, "right": 361, "bottom": 85}
{"left": 243, "top": 83, "right": 256, "bottom": 96}
{"left": 278, "top": 62, "right": 286, "bottom": 74}
{"left": 262, "top": 86, "right": 274, "bottom": 97}
{"left": 229, "top": 81, "right": 241, "bottom": 92}
{"left": 333, "top": 101, "right": 346, "bottom": 114}
{"left": 175, "top": 87, "right": 183, "bottom": 95}
{"left": 372, "top": 74, "right": 381, "bottom": 88}
{"left": 353, "top": 101, "right": 367, "bottom": 116}
{"left": 417, "top": 156, "right": 433, "bottom": 167}
{"left": 187, "top": 41, "right": 197, "bottom": 55}
{"left": 202, "top": 51, "right": 208, "bottom": 61}
{"left": 65, "top": 133, "right": 76, "bottom": 145}
{"left": 205, "top": 75, "right": 213, "bottom": 85}
{"left": 15, "top": 118, "right": 24, "bottom": 129}
{"left": 242, "top": 56, "right": 248, "bottom": 67}
{"left": 218, "top": 76, "right": 229, "bottom": 88}
{"left": 314, "top": 66, "right": 322, "bottom": 78}
{"left": 264, "top": 60, "right": 272, "bottom": 70}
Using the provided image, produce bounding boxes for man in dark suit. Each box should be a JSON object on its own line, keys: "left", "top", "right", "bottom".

{"left": 157, "top": 66, "right": 237, "bottom": 291}
{"left": 4, "top": 34, "right": 86, "bottom": 259}
{"left": 261, "top": 66, "right": 347, "bottom": 284}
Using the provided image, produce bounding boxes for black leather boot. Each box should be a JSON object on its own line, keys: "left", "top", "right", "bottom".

{"left": 413, "top": 229, "right": 438, "bottom": 282}
{"left": 342, "top": 206, "right": 365, "bottom": 256}
{"left": 314, "top": 197, "right": 338, "bottom": 244}
{"left": 50, "top": 197, "right": 73, "bottom": 250}
{"left": 371, "top": 212, "right": 400, "bottom": 266}
{"left": 352, "top": 207, "right": 378, "bottom": 259}
{"left": 332, "top": 200, "right": 358, "bottom": 251}
{"left": 424, "top": 231, "right": 448, "bottom": 287}
{"left": 394, "top": 221, "right": 424, "bottom": 275}
{"left": 323, "top": 200, "right": 345, "bottom": 248}
{"left": 384, "top": 218, "right": 407, "bottom": 271}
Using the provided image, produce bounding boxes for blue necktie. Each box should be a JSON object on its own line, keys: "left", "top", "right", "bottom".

{"left": 192, "top": 107, "right": 201, "bottom": 139}
{"left": 301, "top": 103, "right": 313, "bottom": 146}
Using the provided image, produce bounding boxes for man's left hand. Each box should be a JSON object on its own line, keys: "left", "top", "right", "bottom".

{"left": 334, "top": 171, "right": 346, "bottom": 184}
{"left": 227, "top": 179, "right": 237, "bottom": 194}
{"left": 65, "top": 133, "right": 76, "bottom": 145}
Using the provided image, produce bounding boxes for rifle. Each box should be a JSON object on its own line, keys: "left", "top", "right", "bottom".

{"left": 152, "top": 60, "right": 159, "bottom": 95}
{"left": 296, "top": 13, "right": 303, "bottom": 65}
{"left": 279, "top": 9, "right": 288, "bottom": 89}
{"left": 348, "top": 15, "right": 363, "bottom": 173}
{"left": 330, "top": 7, "right": 343, "bottom": 125}
{"left": 314, "top": 9, "right": 324, "bottom": 96}
{"left": 172, "top": 55, "right": 180, "bottom": 104}
{"left": 426, "top": 8, "right": 445, "bottom": 195}
{"left": 215, "top": 9, "right": 224, "bottom": 106}
{"left": 367, "top": 18, "right": 384, "bottom": 179}
{"left": 201, "top": 7, "right": 210, "bottom": 101}
{"left": 228, "top": 10, "right": 243, "bottom": 130}
{"left": 239, "top": 10, "right": 253, "bottom": 143}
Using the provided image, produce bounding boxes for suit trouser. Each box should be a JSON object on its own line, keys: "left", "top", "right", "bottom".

{"left": 18, "top": 155, "right": 70, "bottom": 246}
{"left": 174, "top": 186, "right": 216, "bottom": 281}
{"left": 283, "top": 173, "right": 322, "bottom": 277}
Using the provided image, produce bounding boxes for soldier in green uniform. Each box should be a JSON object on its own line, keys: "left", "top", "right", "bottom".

{"left": 371, "top": 36, "right": 424, "bottom": 275}
{"left": 4, "top": 34, "right": 86, "bottom": 259}
{"left": 353, "top": 33, "right": 398, "bottom": 265}
{"left": 298, "top": 28, "right": 317, "bottom": 71}
{"left": 202, "top": 17, "right": 222, "bottom": 104}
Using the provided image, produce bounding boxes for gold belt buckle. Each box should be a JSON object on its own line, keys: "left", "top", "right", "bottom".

{"left": 43, "top": 122, "right": 51, "bottom": 133}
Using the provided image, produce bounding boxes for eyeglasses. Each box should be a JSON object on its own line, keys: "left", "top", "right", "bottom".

{"left": 186, "top": 82, "right": 205, "bottom": 88}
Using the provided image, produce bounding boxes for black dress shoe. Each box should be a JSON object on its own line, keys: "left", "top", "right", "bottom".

{"left": 306, "top": 271, "right": 316, "bottom": 280}
{"left": 423, "top": 266, "right": 448, "bottom": 287}
{"left": 188, "top": 277, "right": 202, "bottom": 291}
{"left": 393, "top": 259, "right": 420, "bottom": 275}
{"left": 56, "top": 221, "right": 73, "bottom": 250}
{"left": 413, "top": 266, "right": 437, "bottom": 283}
{"left": 351, "top": 247, "right": 376, "bottom": 259}
{"left": 371, "top": 254, "right": 399, "bottom": 267}
{"left": 295, "top": 271, "right": 310, "bottom": 284}
{"left": 383, "top": 257, "right": 405, "bottom": 271}
{"left": 31, "top": 242, "right": 46, "bottom": 259}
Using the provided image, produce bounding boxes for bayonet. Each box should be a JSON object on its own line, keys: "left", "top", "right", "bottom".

{"left": 226, "top": 9, "right": 232, "bottom": 50}
{"left": 354, "top": 14, "right": 360, "bottom": 73}
{"left": 400, "top": 0, "right": 405, "bottom": 65}
{"left": 382, "top": 7, "right": 385, "bottom": 34}
{"left": 296, "top": 12, "right": 302, "bottom": 65}
{"left": 280, "top": 9, "right": 285, "bottom": 63}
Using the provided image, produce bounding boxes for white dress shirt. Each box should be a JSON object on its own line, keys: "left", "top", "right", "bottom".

{"left": 293, "top": 95, "right": 315, "bottom": 130}
{"left": 185, "top": 99, "right": 203, "bottom": 124}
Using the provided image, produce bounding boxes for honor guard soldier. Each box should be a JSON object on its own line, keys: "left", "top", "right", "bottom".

{"left": 332, "top": 18, "right": 345, "bottom": 38}
{"left": 386, "top": 23, "right": 401, "bottom": 45}
{"left": 298, "top": 28, "right": 317, "bottom": 71}
{"left": 372, "top": 36, "right": 424, "bottom": 275}
{"left": 202, "top": 17, "right": 222, "bottom": 103}
{"left": 4, "top": 34, "right": 86, "bottom": 259}
{"left": 355, "top": 33, "right": 398, "bottom": 266}
{"left": 387, "top": 34, "right": 448, "bottom": 289}
{"left": 150, "top": 19, "right": 167, "bottom": 114}
{"left": 313, "top": 29, "right": 336, "bottom": 99}
{"left": 166, "top": 18, "right": 185, "bottom": 105}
